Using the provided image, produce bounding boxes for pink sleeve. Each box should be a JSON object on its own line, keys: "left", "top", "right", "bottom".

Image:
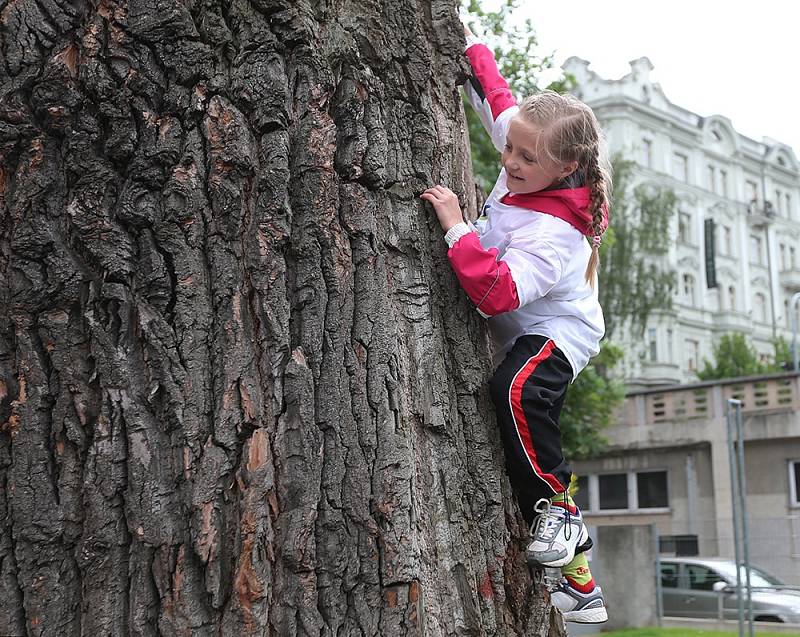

{"left": 447, "top": 232, "right": 520, "bottom": 317}
{"left": 465, "top": 43, "right": 518, "bottom": 119}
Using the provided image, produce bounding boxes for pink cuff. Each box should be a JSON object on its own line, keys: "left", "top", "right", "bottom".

{"left": 465, "top": 43, "right": 518, "bottom": 119}
{"left": 448, "top": 233, "right": 520, "bottom": 316}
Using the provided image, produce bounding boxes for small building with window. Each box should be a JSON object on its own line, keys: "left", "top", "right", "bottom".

{"left": 572, "top": 373, "right": 800, "bottom": 586}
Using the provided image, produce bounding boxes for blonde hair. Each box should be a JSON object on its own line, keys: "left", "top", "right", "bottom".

{"left": 517, "top": 91, "right": 612, "bottom": 286}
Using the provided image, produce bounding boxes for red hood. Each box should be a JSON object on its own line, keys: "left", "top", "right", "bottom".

{"left": 500, "top": 186, "right": 609, "bottom": 237}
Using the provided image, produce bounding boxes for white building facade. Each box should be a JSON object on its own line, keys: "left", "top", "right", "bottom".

{"left": 564, "top": 56, "right": 800, "bottom": 388}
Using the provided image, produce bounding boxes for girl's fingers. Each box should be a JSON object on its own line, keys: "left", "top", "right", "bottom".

{"left": 421, "top": 189, "right": 443, "bottom": 201}
{"left": 421, "top": 185, "right": 457, "bottom": 204}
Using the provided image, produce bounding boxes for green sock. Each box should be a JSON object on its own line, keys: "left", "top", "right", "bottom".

{"left": 561, "top": 553, "right": 594, "bottom": 591}
{"left": 549, "top": 491, "right": 575, "bottom": 508}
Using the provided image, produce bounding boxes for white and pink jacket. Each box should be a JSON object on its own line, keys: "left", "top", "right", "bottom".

{"left": 446, "top": 39, "right": 606, "bottom": 377}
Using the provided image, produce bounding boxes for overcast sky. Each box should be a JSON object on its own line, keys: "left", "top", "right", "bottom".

{"left": 504, "top": 1, "right": 800, "bottom": 156}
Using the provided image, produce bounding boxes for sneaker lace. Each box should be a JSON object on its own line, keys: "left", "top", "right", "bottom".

{"left": 562, "top": 492, "right": 572, "bottom": 541}
{"left": 532, "top": 498, "right": 564, "bottom": 542}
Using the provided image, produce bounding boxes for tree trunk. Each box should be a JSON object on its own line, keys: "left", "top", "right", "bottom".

{"left": 0, "top": 0, "right": 561, "bottom": 634}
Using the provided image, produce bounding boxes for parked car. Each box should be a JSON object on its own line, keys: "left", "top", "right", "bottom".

{"left": 660, "top": 557, "right": 800, "bottom": 623}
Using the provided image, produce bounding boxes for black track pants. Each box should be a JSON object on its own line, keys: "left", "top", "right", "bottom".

{"left": 489, "top": 334, "right": 573, "bottom": 525}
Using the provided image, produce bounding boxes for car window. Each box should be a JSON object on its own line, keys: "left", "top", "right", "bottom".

{"left": 712, "top": 562, "right": 784, "bottom": 587}
{"left": 660, "top": 563, "right": 679, "bottom": 589}
{"left": 686, "top": 565, "right": 725, "bottom": 591}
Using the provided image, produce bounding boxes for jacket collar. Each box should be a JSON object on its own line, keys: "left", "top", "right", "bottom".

{"left": 500, "top": 186, "right": 609, "bottom": 237}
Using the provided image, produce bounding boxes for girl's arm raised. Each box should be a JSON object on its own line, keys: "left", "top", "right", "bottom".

{"left": 463, "top": 36, "right": 519, "bottom": 152}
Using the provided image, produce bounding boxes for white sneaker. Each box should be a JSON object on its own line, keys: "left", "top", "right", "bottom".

{"left": 526, "top": 498, "right": 588, "bottom": 568}
{"left": 551, "top": 579, "right": 608, "bottom": 624}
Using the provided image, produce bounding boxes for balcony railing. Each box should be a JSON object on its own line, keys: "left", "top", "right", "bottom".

{"left": 620, "top": 372, "right": 800, "bottom": 426}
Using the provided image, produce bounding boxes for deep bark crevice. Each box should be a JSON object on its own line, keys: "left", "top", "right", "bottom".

{"left": 0, "top": 0, "right": 564, "bottom": 634}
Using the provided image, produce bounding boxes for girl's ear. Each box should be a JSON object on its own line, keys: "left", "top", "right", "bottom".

{"left": 560, "top": 160, "right": 579, "bottom": 179}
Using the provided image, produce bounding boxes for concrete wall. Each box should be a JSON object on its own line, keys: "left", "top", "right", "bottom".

{"left": 590, "top": 525, "right": 658, "bottom": 630}
{"left": 740, "top": 438, "right": 800, "bottom": 585}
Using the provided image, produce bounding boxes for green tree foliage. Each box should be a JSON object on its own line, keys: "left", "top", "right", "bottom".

{"left": 697, "top": 333, "right": 793, "bottom": 380}
{"left": 462, "top": 0, "right": 573, "bottom": 191}
{"left": 560, "top": 342, "right": 626, "bottom": 459}
{"left": 773, "top": 335, "right": 795, "bottom": 371}
{"left": 599, "top": 156, "right": 678, "bottom": 341}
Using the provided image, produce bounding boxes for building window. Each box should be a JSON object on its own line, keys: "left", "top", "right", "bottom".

{"left": 746, "top": 179, "right": 759, "bottom": 204}
{"left": 683, "top": 274, "right": 695, "bottom": 304}
{"left": 728, "top": 285, "right": 736, "bottom": 311}
{"left": 667, "top": 328, "right": 673, "bottom": 359}
{"left": 720, "top": 170, "right": 728, "bottom": 197}
{"left": 584, "top": 471, "right": 670, "bottom": 513}
{"left": 791, "top": 299, "right": 800, "bottom": 329}
{"left": 776, "top": 189, "right": 783, "bottom": 214}
{"left": 707, "top": 164, "right": 715, "bottom": 192}
{"left": 786, "top": 193, "right": 792, "bottom": 219}
{"left": 722, "top": 225, "right": 732, "bottom": 255}
{"left": 574, "top": 474, "right": 590, "bottom": 511}
{"left": 642, "top": 138, "right": 653, "bottom": 168}
{"left": 686, "top": 339, "right": 700, "bottom": 371}
{"left": 754, "top": 292, "right": 767, "bottom": 323}
{"left": 678, "top": 212, "right": 691, "bottom": 243}
{"left": 648, "top": 328, "right": 658, "bottom": 362}
{"left": 637, "top": 471, "right": 669, "bottom": 509}
{"left": 750, "top": 235, "right": 763, "bottom": 264}
{"left": 791, "top": 246, "right": 797, "bottom": 270}
{"left": 673, "top": 153, "right": 689, "bottom": 182}
{"left": 781, "top": 243, "right": 787, "bottom": 270}
{"left": 598, "top": 473, "right": 629, "bottom": 510}
{"left": 792, "top": 461, "right": 800, "bottom": 507}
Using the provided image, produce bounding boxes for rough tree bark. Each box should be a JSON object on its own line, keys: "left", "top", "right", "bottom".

{"left": 0, "top": 0, "right": 563, "bottom": 635}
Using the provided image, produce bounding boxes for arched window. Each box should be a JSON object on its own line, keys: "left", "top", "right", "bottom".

{"left": 728, "top": 285, "right": 736, "bottom": 311}
{"left": 754, "top": 293, "right": 767, "bottom": 323}
{"left": 678, "top": 212, "right": 691, "bottom": 243}
{"left": 683, "top": 274, "right": 696, "bottom": 304}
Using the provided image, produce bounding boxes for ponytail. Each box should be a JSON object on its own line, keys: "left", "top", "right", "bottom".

{"left": 584, "top": 148, "right": 610, "bottom": 288}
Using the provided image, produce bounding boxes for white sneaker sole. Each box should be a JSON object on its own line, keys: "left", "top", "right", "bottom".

{"left": 531, "top": 522, "right": 590, "bottom": 568}
{"left": 561, "top": 606, "right": 608, "bottom": 624}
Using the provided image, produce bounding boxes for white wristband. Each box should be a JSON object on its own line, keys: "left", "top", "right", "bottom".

{"left": 464, "top": 34, "right": 482, "bottom": 51}
{"left": 444, "top": 222, "right": 473, "bottom": 248}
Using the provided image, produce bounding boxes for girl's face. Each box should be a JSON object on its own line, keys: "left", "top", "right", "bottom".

{"left": 502, "top": 117, "right": 577, "bottom": 193}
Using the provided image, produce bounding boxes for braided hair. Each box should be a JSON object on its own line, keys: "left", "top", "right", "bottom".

{"left": 517, "top": 91, "right": 612, "bottom": 287}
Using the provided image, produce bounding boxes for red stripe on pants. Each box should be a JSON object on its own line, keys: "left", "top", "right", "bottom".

{"left": 508, "top": 339, "right": 564, "bottom": 494}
